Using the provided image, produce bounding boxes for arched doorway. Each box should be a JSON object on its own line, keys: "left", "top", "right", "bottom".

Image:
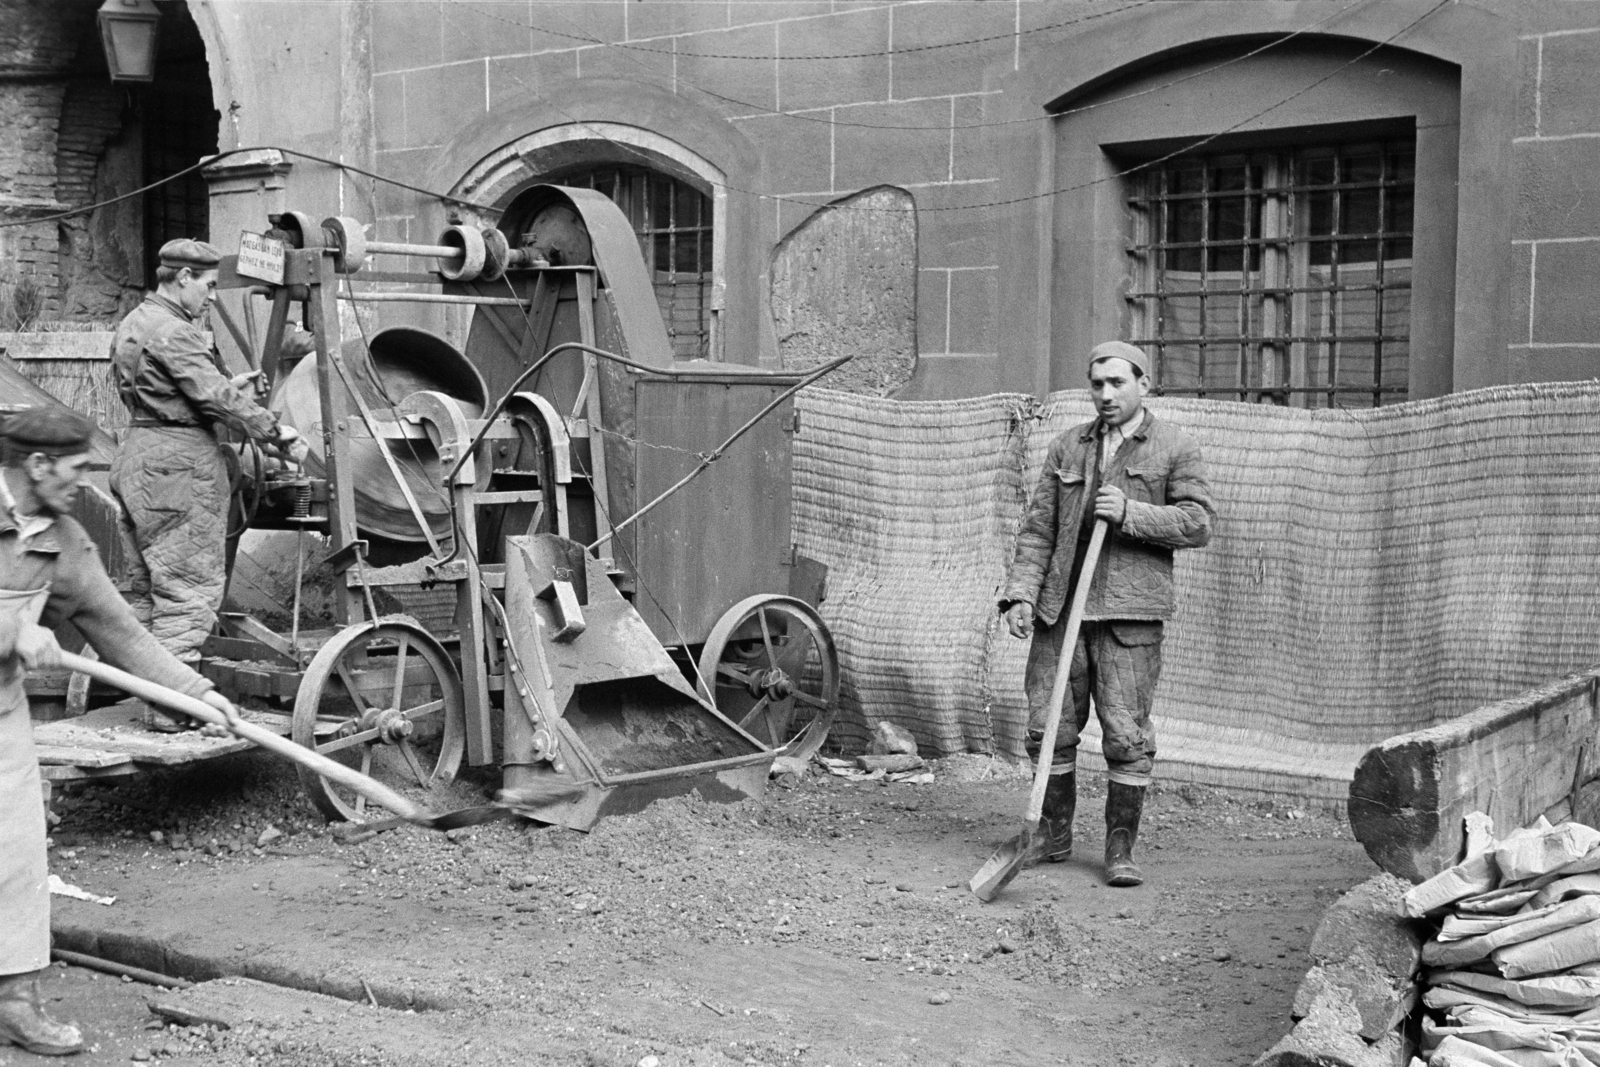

{"left": 453, "top": 123, "right": 728, "bottom": 363}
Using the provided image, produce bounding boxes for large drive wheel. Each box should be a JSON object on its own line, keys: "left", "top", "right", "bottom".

{"left": 292, "top": 618, "right": 466, "bottom": 822}
{"left": 696, "top": 595, "right": 839, "bottom": 760}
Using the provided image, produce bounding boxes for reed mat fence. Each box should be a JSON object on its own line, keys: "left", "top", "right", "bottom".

{"left": 793, "top": 381, "right": 1600, "bottom": 800}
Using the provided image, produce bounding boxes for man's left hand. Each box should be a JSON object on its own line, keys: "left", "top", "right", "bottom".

{"left": 1094, "top": 485, "right": 1128, "bottom": 525}
{"left": 198, "top": 690, "right": 243, "bottom": 738}
{"left": 16, "top": 624, "right": 61, "bottom": 670}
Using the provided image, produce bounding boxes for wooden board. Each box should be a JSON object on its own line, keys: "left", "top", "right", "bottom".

{"left": 1348, "top": 665, "right": 1600, "bottom": 883}
{"left": 30, "top": 700, "right": 292, "bottom": 771}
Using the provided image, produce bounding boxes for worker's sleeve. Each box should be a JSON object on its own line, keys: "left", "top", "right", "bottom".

{"left": 1120, "top": 440, "right": 1214, "bottom": 550}
{"left": 149, "top": 325, "right": 280, "bottom": 441}
{"left": 999, "top": 440, "right": 1064, "bottom": 611}
{"left": 49, "top": 538, "right": 214, "bottom": 699}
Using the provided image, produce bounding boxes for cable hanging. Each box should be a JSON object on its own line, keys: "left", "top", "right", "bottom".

{"left": 1, "top": 0, "right": 1445, "bottom": 236}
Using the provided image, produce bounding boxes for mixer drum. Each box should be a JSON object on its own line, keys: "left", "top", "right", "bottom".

{"left": 271, "top": 327, "right": 488, "bottom": 543}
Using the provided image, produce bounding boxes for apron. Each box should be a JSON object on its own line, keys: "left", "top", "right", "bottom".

{"left": 0, "top": 587, "right": 53, "bottom": 976}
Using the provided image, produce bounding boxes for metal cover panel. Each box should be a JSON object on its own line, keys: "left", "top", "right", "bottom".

{"left": 632, "top": 378, "right": 795, "bottom": 647}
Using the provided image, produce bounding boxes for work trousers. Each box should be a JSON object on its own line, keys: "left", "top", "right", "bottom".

{"left": 1024, "top": 617, "right": 1162, "bottom": 785}
{"left": 110, "top": 426, "right": 229, "bottom": 663}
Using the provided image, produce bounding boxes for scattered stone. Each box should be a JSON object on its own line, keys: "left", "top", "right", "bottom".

{"left": 866, "top": 722, "right": 919, "bottom": 757}
{"left": 770, "top": 755, "right": 808, "bottom": 778}
{"left": 130, "top": 1051, "right": 151, "bottom": 1062}
{"left": 639, "top": 1057, "right": 661, "bottom": 1067}
{"left": 894, "top": 883, "right": 913, "bottom": 893}
{"left": 928, "top": 991, "right": 952, "bottom": 1005}
{"left": 997, "top": 939, "right": 1017, "bottom": 954}
{"left": 1213, "top": 950, "right": 1232, "bottom": 962}
{"left": 256, "top": 826, "right": 282, "bottom": 848}
{"left": 856, "top": 754, "right": 923, "bottom": 774}
{"left": 1252, "top": 985, "right": 1402, "bottom": 1067}
{"left": 148, "top": 830, "right": 164, "bottom": 844}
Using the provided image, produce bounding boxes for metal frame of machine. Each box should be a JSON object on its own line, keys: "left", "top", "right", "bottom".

{"left": 170, "top": 188, "right": 845, "bottom": 828}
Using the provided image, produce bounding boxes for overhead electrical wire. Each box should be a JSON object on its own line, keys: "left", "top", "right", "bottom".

{"left": 2, "top": 0, "right": 1446, "bottom": 232}
{"left": 445, "top": 0, "right": 1447, "bottom": 214}
{"left": 457, "top": 0, "right": 1372, "bottom": 132}
{"left": 457, "top": 0, "right": 1152, "bottom": 62}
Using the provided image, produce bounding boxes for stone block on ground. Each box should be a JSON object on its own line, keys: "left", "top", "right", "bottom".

{"left": 1253, "top": 985, "right": 1407, "bottom": 1067}
{"left": 1292, "top": 954, "right": 1417, "bottom": 1041}
{"left": 1292, "top": 872, "right": 1422, "bottom": 1039}
{"left": 867, "top": 722, "right": 918, "bottom": 757}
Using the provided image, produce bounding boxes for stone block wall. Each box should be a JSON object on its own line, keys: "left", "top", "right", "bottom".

{"left": 208, "top": 1, "right": 1600, "bottom": 398}
{"left": 1511, "top": 23, "right": 1600, "bottom": 384}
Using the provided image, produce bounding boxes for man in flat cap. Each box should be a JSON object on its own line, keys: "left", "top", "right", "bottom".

{"left": 109, "top": 238, "right": 311, "bottom": 668}
{"left": 998, "top": 341, "right": 1215, "bottom": 887}
{"left": 0, "top": 407, "right": 244, "bottom": 1055}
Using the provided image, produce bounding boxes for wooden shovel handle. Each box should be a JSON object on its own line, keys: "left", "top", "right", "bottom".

{"left": 1022, "top": 519, "right": 1109, "bottom": 826}
{"left": 58, "top": 651, "right": 426, "bottom": 822}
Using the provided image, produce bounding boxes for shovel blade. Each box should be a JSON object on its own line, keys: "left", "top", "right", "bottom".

{"left": 969, "top": 827, "right": 1040, "bottom": 902}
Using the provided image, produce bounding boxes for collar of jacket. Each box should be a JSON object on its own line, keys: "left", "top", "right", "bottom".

{"left": 1079, "top": 409, "right": 1155, "bottom": 443}
{"left": 146, "top": 291, "right": 194, "bottom": 323}
{"left": 0, "top": 473, "right": 61, "bottom": 555}
{"left": 0, "top": 513, "right": 62, "bottom": 555}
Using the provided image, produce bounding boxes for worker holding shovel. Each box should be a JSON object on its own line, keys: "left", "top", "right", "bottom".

{"left": 0, "top": 408, "right": 243, "bottom": 1056}
{"left": 998, "top": 342, "right": 1214, "bottom": 888}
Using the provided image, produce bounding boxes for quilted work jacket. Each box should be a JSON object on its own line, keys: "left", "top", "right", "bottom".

{"left": 1001, "top": 412, "right": 1214, "bottom": 625}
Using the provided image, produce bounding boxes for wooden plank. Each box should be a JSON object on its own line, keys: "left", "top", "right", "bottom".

{"left": 34, "top": 746, "right": 133, "bottom": 768}
{"left": 1348, "top": 666, "right": 1600, "bottom": 883}
{"left": 40, "top": 763, "right": 139, "bottom": 781}
{"left": 30, "top": 702, "right": 293, "bottom": 768}
{"left": 219, "top": 614, "right": 296, "bottom": 659}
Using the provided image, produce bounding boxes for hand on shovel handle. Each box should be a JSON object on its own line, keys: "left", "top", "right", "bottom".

{"left": 57, "top": 651, "right": 429, "bottom": 825}
{"left": 969, "top": 519, "right": 1109, "bottom": 902}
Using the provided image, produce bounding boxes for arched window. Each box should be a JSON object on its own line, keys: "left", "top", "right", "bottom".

{"left": 547, "top": 165, "right": 713, "bottom": 361}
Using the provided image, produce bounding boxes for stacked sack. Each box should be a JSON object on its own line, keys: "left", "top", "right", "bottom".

{"left": 1407, "top": 815, "right": 1600, "bottom": 1066}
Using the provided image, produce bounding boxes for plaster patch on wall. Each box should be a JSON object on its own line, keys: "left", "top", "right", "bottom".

{"left": 770, "top": 185, "right": 916, "bottom": 395}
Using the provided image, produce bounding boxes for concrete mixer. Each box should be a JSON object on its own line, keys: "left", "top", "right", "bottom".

{"left": 188, "top": 187, "right": 845, "bottom": 828}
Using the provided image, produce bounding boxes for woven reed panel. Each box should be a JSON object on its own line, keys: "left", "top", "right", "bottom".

{"left": 791, "top": 389, "right": 1033, "bottom": 755}
{"left": 796, "top": 381, "right": 1600, "bottom": 799}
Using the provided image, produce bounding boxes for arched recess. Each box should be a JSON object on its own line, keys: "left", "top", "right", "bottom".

{"left": 454, "top": 124, "right": 728, "bottom": 361}
{"left": 1051, "top": 37, "right": 1459, "bottom": 408}
{"left": 428, "top": 77, "right": 769, "bottom": 367}
{"left": 987, "top": 0, "right": 1513, "bottom": 399}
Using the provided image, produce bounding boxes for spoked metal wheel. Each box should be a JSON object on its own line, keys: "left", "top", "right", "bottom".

{"left": 696, "top": 595, "right": 839, "bottom": 760}
{"left": 292, "top": 618, "right": 466, "bottom": 822}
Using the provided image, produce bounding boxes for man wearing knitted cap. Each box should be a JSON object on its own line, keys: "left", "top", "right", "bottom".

{"left": 109, "top": 238, "right": 312, "bottom": 667}
{"left": 999, "top": 340, "right": 1215, "bottom": 887}
{"left": 0, "top": 407, "right": 244, "bottom": 1054}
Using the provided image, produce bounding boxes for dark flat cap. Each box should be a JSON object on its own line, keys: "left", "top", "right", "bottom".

{"left": 2, "top": 407, "right": 96, "bottom": 455}
{"left": 158, "top": 238, "right": 222, "bottom": 271}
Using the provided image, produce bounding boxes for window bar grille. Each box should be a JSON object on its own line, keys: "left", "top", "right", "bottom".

{"left": 1373, "top": 150, "right": 1387, "bottom": 409}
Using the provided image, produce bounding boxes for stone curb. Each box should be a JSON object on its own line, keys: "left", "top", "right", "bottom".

{"left": 51, "top": 920, "right": 463, "bottom": 1014}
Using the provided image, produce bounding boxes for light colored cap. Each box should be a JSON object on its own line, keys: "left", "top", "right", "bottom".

{"left": 158, "top": 238, "right": 222, "bottom": 271}
{"left": 1088, "top": 340, "right": 1150, "bottom": 379}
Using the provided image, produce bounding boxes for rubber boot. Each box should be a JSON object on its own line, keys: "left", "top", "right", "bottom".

{"left": 1041, "top": 771, "right": 1076, "bottom": 862}
{"left": 0, "top": 971, "right": 84, "bottom": 1056}
{"left": 1104, "top": 781, "right": 1146, "bottom": 888}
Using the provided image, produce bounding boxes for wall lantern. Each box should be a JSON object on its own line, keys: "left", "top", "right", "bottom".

{"left": 97, "top": 0, "right": 162, "bottom": 83}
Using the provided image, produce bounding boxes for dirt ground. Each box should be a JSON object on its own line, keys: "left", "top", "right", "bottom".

{"left": 24, "top": 750, "right": 1376, "bottom": 1067}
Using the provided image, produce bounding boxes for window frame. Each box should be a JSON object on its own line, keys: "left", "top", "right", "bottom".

{"left": 1042, "top": 39, "right": 1461, "bottom": 401}
{"left": 1125, "top": 137, "right": 1417, "bottom": 408}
